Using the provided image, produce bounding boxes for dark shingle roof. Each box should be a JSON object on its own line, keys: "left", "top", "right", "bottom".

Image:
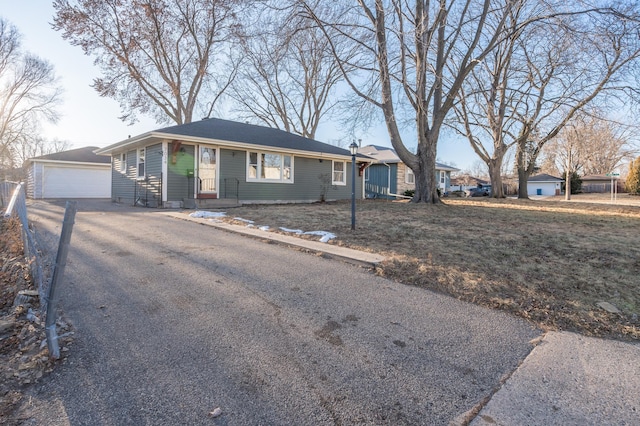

{"left": 29, "top": 146, "right": 110, "bottom": 164}
{"left": 156, "top": 118, "right": 353, "bottom": 157}
{"left": 357, "top": 144, "right": 459, "bottom": 171}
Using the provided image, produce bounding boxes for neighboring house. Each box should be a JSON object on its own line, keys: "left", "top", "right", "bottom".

{"left": 95, "top": 118, "right": 371, "bottom": 207}
{"left": 581, "top": 174, "right": 624, "bottom": 193}
{"left": 449, "top": 175, "right": 491, "bottom": 192}
{"left": 26, "top": 146, "right": 111, "bottom": 199}
{"left": 358, "top": 145, "right": 458, "bottom": 198}
{"left": 527, "top": 173, "right": 563, "bottom": 196}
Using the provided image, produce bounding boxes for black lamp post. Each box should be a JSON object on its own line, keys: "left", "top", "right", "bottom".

{"left": 349, "top": 141, "right": 358, "bottom": 230}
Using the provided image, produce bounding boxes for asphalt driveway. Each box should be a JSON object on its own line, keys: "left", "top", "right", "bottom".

{"left": 22, "top": 200, "right": 540, "bottom": 425}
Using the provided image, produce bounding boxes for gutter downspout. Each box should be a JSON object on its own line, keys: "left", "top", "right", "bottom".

{"left": 362, "top": 163, "right": 371, "bottom": 199}
{"left": 382, "top": 162, "right": 412, "bottom": 199}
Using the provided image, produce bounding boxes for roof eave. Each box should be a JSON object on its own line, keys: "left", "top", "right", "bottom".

{"left": 97, "top": 130, "right": 375, "bottom": 162}
{"left": 28, "top": 159, "right": 111, "bottom": 167}
{"left": 94, "top": 131, "right": 157, "bottom": 155}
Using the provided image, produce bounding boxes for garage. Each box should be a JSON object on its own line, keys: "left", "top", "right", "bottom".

{"left": 527, "top": 173, "right": 563, "bottom": 197}
{"left": 27, "top": 146, "right": 111, "bottom": 199}
{"left": 41, "top": 164, "right": 110, "bottom": 198}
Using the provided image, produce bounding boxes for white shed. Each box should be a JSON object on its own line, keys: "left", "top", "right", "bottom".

{"left": 27, "top": 146, "right": 111, "bottom": 199}
{"left": 527, "top": 173, "right": 563, "bottom": 196}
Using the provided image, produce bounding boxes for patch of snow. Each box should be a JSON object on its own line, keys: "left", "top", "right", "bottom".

{"left": 233, "top": 217, "right": 255, "bottom": 224}
{"left": 258, "top": 225, "right": 270, "bottom": 231}
{"left": 189, "top": 211, "right": 226, "bottom": 218}
{"left": 279, "top": 227, "right": 304, "bottom": 234}
{"left": 303, "top": 231, "right": 336, "bottom": 243}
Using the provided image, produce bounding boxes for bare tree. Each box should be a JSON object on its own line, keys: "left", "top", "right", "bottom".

{"left": 0, "top": 19, "right": 61, "bottom": 171}
{"left": 53, "top": 0, "right": 241, "bottom": 125}
{"left": 14, "top": 136, "right": 71, "bottom": 167}
{"left": 543, "top": 113, "right": 637, "bottom": 177}
{"left": 452, "top": 2, "right": 531, "bottom": 198}
{"left": 300, "top": 0, "right": 514, "bottom": 203}
{"left": 230, "top": 6, "right": 344, "bottom": 139}
{"left": 511, "top": 3, "right": 640, "bottom": 198}
{"left": 452, "top": 1, "right": 640, "bottom": 199}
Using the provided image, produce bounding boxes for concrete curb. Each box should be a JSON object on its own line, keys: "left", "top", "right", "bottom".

{"left": 161, "top": 211, "right": 386, "bottom": 268}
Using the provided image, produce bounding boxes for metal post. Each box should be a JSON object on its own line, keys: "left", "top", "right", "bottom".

{"left": 45, "top": 201, "right": 77, "bottom": 359}
{"left": 351, "top": 152, "right": 356, "bottom": 230}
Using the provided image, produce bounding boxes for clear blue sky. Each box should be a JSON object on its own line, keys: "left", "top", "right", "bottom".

{"left": 1, "top": 1, "right": 477, "bottom": 171}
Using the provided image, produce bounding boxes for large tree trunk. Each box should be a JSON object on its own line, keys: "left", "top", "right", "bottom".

{"left": 516, "top": 143, "right": 530, "bottom": 199}
{"left": 412, "top": 140, "right": 439, "bottom": 203}
{"left": 487, "top": 155, "right": 505, "bottom": 198}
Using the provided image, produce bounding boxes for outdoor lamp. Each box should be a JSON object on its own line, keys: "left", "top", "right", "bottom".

{"left": 349, "top": 141, "right": 358, "bottom": 156}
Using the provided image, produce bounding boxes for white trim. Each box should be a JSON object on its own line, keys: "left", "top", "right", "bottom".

{"left": 197, "top": 145, "right": 219, "bottom": 193}
{"left": 136, "top": 147, "right": 146, "bottom": 180}
{"left": 161, "top": 141, "right": 168, "bottom": 203}
{"left": 332, "top": 160, "right": 347, "bottom": 186}
{"left": 29, "top": 159, "right": 111, "bottom": 168}
{"left": 95, "top": 131, "right": 372, "bottom": 164}
{"left": 405, "top": 167, "right": 415, "bottom": 184}
{"left": 246, "top": 150, "right": 294, "bottom": 183}
{"left": 119, "top": 153, "right": 127, "bottom": 172}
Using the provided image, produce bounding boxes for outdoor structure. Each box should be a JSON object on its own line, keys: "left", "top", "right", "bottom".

{"left": 26, "top": 146, "right": 111, "bottom": 199}
{"left": 581, "top": 174, "right": 624, "bottom": 193}
{"left": 95, "top": 118, "right": 371, "bottom": 207}
{"left": 358, "top": 145, "right": 458, "bottom": 198}
{"left": 527, "top": 173, "right": 563, "bottom": 196}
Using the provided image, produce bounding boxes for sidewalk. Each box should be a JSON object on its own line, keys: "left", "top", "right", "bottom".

{"left": 166, "top": 209, "right": 640, "bottom": 425}
{"left": 472, "top": 331, "right": 640, "bottom": 425}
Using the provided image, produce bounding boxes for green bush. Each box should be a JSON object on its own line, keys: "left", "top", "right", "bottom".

{"left": 403, "top": 188, "right": 442, "bottom": 197}
{"left": 562, "top": 171, "right": 582, "bottom": 194}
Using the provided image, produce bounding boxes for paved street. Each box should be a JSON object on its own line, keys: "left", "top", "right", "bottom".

{"left": 23, "top": 201, "right": 540, "bottom": 425}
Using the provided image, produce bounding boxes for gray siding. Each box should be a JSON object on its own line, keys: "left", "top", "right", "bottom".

{"left": 167, "top": 144, "right": 195, "bottom": 202}
{"left": 109, "top": 144, "right": 363, "bottom": 205}
{"left": 218, "top": 148, "right": 361, "bottom": 202}
{"left": 110, "top": 144, "right": 168, "bottom": 205}
{"left": 28, "top": 163, "right": 43, "bottom": 199}
{"left": 136, "top": 144, "right": 163, "bottom": 206}
{"left": 112, "top": 150, "right": 137, "bottom": 203}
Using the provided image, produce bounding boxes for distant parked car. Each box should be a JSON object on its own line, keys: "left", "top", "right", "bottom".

{"left": 465, "top": 187, "right": 489, "bottom": 197}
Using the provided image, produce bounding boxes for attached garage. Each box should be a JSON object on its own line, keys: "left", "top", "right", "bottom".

{"left": 27, "top": 146, "right": 111, "bottom": 199}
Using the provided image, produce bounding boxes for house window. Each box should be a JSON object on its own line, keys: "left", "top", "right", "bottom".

{"left": 406, "top": 167, "right": 415, "bottom": 184}
{"left": 137, "top": 148, "right": 145, "bottom": 179}
{"left": 364, "top": 166, "right": 370, "bottom": 181}
{"left": 440, "top": 171, "right": 445, "bottom": 184}
{"left": 332, "top": 161, "right": 346, "bottom": 185}
{"left": 119, "top": 153, "right": 126, "bottom": 172}
{"left": 246, "top": 151, "right": 293, "bottom": 183}
{"left": 248, "top": 152, "right": 258, "bottom": 179}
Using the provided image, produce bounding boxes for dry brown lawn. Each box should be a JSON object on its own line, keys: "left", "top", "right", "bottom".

{"left": 218, "top": 193, "right": 640, "bottom": 341}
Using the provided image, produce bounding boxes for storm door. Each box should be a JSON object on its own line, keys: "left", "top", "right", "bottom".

{"left": 198, "top": 146, "right": 217, "bottom": 195}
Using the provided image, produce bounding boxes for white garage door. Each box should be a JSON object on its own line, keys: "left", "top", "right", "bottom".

{"left": 43, "top": 165, "right": 111, "bottom": 198}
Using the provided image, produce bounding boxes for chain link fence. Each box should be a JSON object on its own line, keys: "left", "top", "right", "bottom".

{"left": 1, "top": 181, "right": 76, "bottom": 358}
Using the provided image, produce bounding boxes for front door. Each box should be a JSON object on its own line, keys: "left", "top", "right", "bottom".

{"left": 198, "top": 146, "right": 217, "bottom": 196}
